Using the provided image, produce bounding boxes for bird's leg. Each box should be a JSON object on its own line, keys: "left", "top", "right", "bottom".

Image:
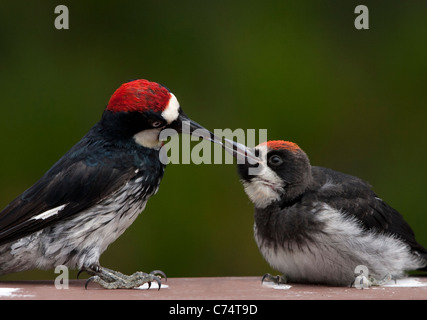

{"left": 83, "top": 264, "right": 166, "bottom": 289}
{"left": 261, "top": 273, "right": 288, "bottom": 285}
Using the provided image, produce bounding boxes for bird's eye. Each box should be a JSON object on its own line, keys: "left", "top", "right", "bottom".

{"left": 268, "top": 155, "right": 283, "bottom": 166}
{"left": 152, "top": 121, "right": 163, "bottom": 128}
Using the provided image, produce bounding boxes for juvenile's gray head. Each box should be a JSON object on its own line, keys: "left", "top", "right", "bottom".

{"left": 237, "top": 140, "right": 312, "bottom": 208}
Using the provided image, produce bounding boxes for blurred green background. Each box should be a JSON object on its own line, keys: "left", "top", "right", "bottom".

{"left": 0, "top": 1, "right": 426, "bottom": 281}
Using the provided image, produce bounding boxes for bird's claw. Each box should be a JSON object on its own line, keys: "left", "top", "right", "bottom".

{"left": 261, "top": 273, "right": 288, "bottom": 285}
{"left": 83, "top": 266, "right": 167, "bottom": 290}
{"left": 85, "top": 276, "right": 96, "bottom": 289}
{"left": 351, "top": 273, "right": 395, "bottom": 289}
{"left": 150, "top": 269, "right": 167, "bottom": 282}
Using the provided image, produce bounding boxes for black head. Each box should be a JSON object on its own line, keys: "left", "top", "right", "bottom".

{"left": 237, "top": 140, "right": 312, "bottom": 208}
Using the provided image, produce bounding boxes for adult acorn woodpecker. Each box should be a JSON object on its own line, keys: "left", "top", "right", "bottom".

{"left": 0, "top": 79, "right": 217, "bottom": 289}
{"left": 234, "top": 140, "right": 427, "bottom": 286}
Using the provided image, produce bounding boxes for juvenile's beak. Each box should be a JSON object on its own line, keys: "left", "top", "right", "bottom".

{"left": 223, "top": 138, "right": 261, "bottom": 164}
{"left": 169, "top": 113, "right": 260, "bottom": 164}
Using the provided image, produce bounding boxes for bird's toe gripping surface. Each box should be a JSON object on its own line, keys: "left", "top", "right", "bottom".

{"left": 261, "top": 273, "right": 288, "bottom": 285}
{"left": 83, "top": 266, "right": 167, "bottom": 289}
{"left": 351, "top": 273, "right": 395, "bottom": 289}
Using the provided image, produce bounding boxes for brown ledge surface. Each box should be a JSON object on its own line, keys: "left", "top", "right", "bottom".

{"left": 1, "top": 276, "right": 426, "bottom": 300}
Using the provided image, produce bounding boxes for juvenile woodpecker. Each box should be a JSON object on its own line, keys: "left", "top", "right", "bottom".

{"left": 234, "top": 140, "right": 427, "bottom": 286}
{"left": 0, "top": 79, "right": 216, "bottom": 289}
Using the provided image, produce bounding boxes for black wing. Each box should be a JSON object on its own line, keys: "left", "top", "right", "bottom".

{"left": 0, "top": 130, "right": 140, "bottom": 246}
{"left": 312, "top": 166, "right": 427, "bottom": 257}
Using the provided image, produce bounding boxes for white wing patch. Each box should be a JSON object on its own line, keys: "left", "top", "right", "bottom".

{"left": 31, "top": 204, "right": 67, "bottom": 221}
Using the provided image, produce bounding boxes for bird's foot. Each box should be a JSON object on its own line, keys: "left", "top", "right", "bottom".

{"left": 369, "top": 273, "right": 395, "bottom": 286}
{"left": 351, "top": 273, "right": 395, "bottom": 289}
{"left": 261, "top": 273, "right": 288, "bottom": 285}
{"left": 81, "top": 265, "right": 166, "bottom": 289}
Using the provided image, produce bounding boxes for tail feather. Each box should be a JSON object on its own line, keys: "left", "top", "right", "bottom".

{"left": 416, "top": 251, "right": 427, "bottom": 271}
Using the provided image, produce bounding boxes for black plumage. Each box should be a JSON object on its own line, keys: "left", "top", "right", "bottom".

{"left": 0, "top": 120, "right": 163, "bottom": 246}
{"left": 0, "top": 79, "right": 216, "bottom": 289}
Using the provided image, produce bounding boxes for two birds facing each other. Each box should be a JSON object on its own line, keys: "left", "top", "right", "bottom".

{"left": 0, "top": 79, "right": 425, "bottom": 289}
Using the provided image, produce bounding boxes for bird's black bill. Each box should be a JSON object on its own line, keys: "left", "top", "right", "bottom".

{"left": 169, "top": 113, "right": 260, "bottom": 164}
{"left": 171, "top": 113, "right": 223, "bottom": 147}
{"left": 223, "top": 138, "right": 261, "bottom": 164}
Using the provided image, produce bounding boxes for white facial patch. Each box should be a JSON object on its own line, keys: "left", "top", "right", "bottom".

{"left": 242, "top": 145, "right": 284, "bottom": 209}
{"left": 133, "top": 93, "right": 179, "bottom": 149}
{"left": 161, "top": 93, "right": 180, "bottom": 124}
{"left": 134, "top": 128, "right": 163, "bottom": 149}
